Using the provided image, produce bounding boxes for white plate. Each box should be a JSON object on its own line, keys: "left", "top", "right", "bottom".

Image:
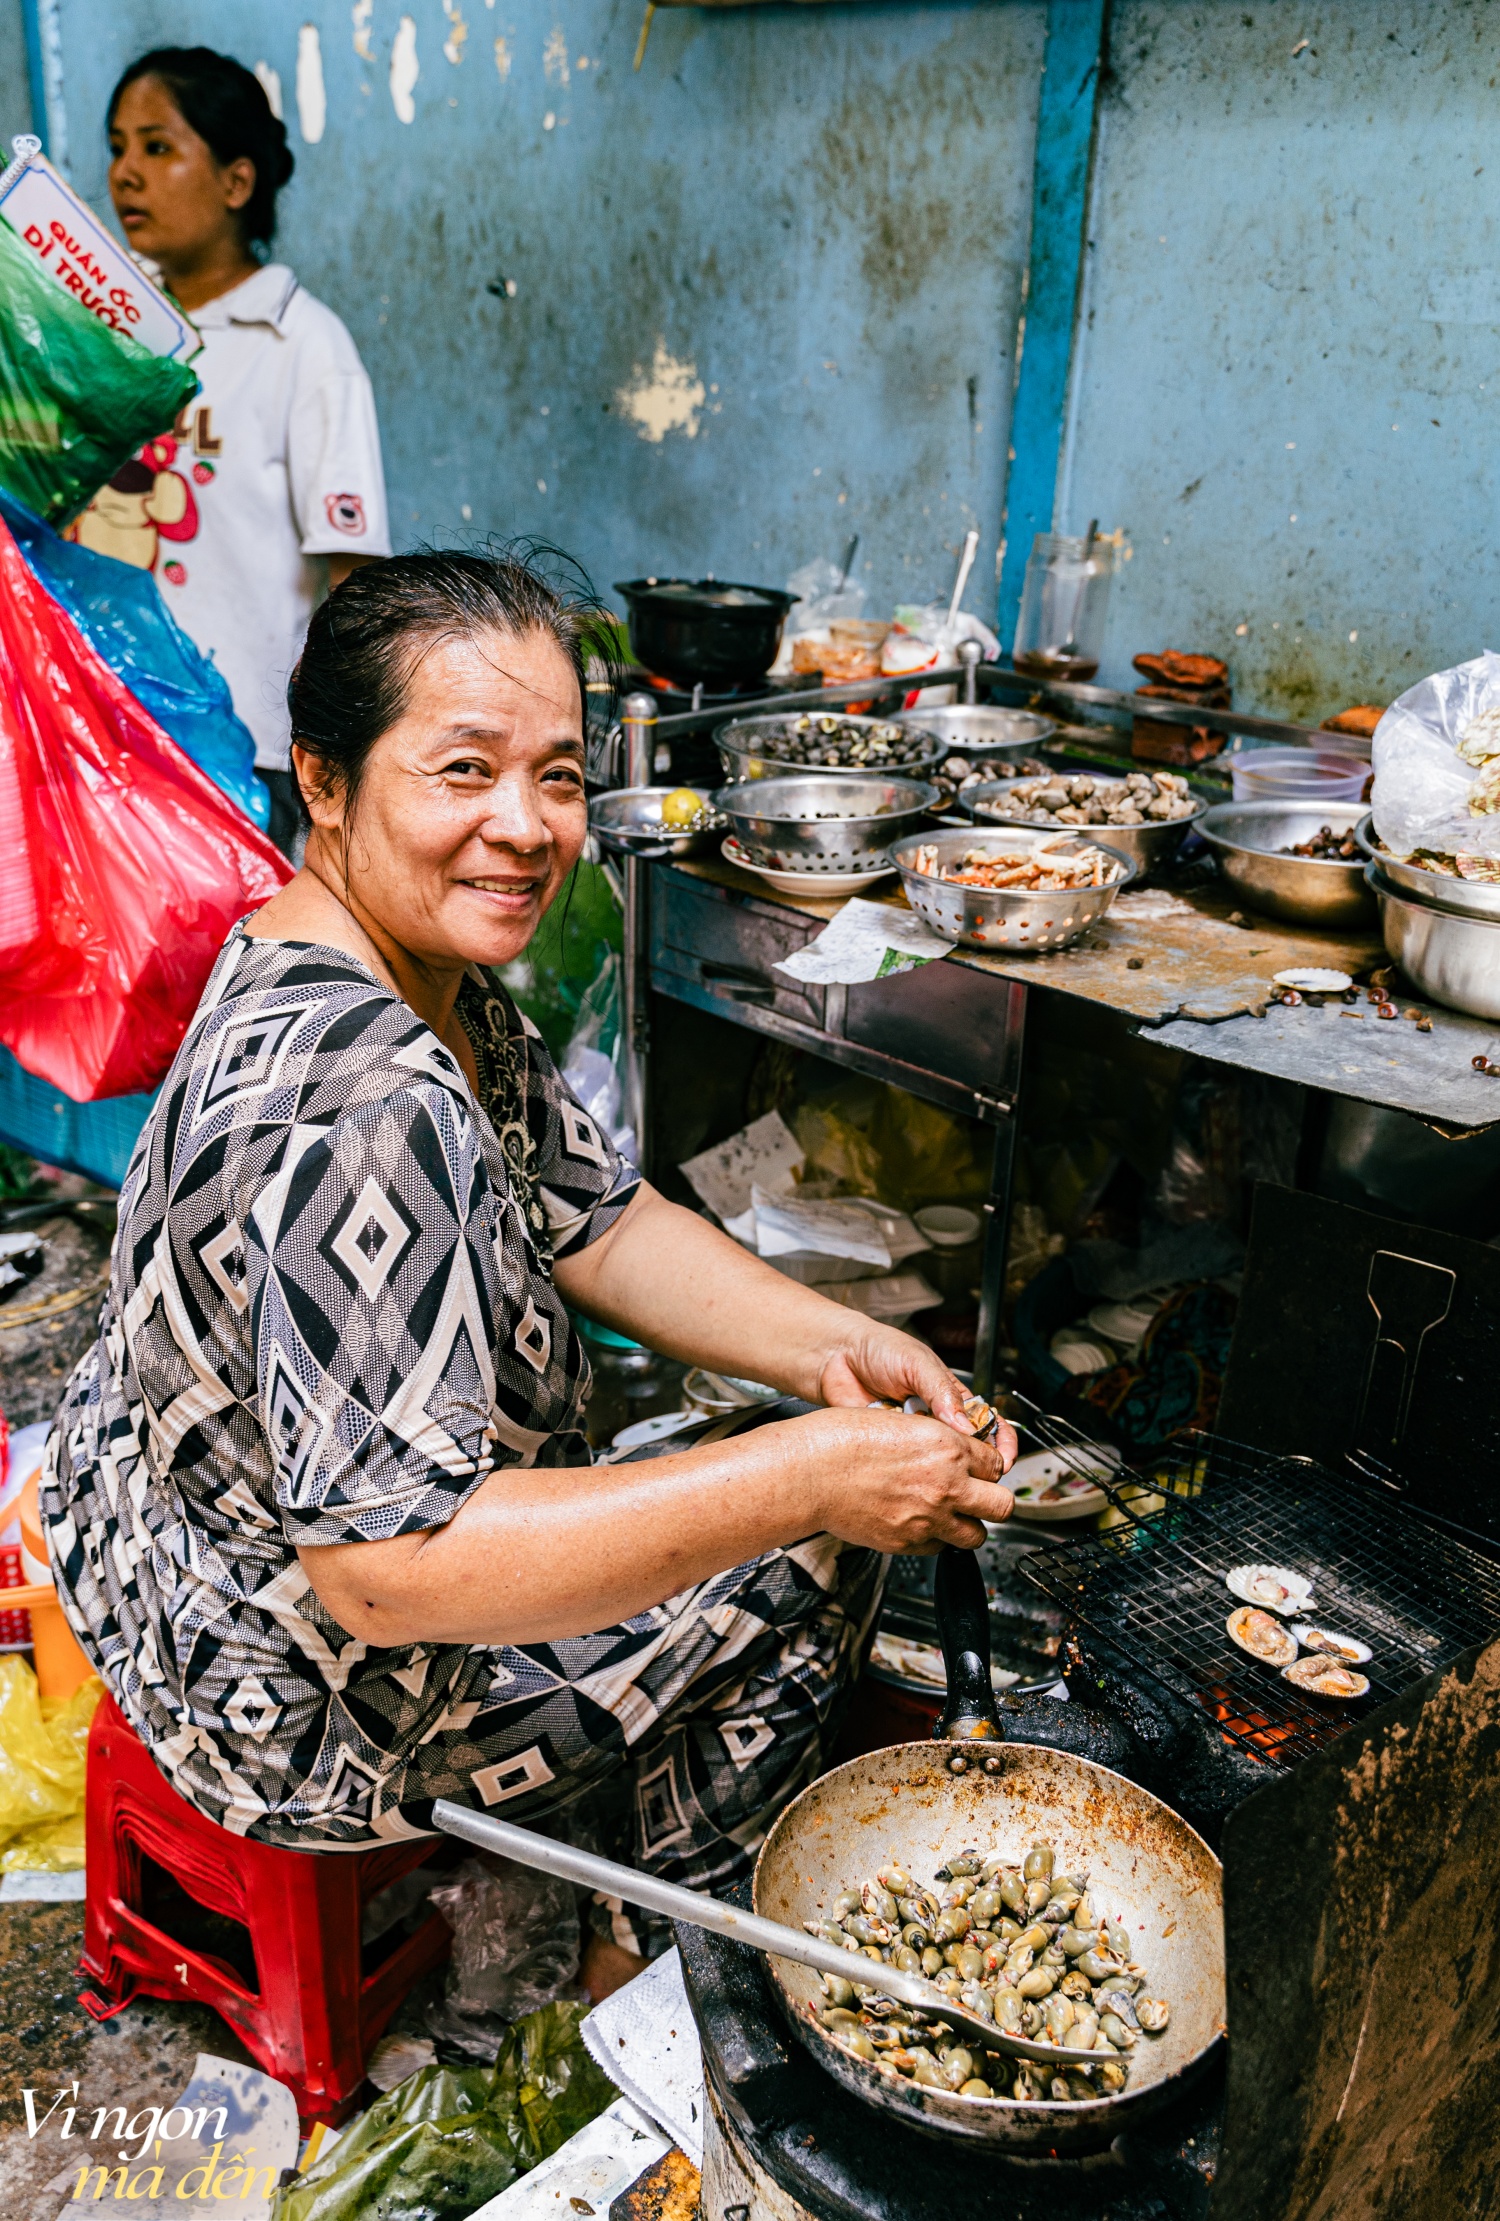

{"left": 721, "top": 834, "right": 896, "bottom": 898}
{"left": 1004, "top": 1443, "right": 1122, "bottom": 1522}
{"left": 1086, "top": 1295, "right": 1167, "bottom": 1347}
{"left": 1225, "top": 1563, "right": 1314, "bottom": 1615}
{"left": 1288, "top": 1621, "right": 1373, "bottom": 1665}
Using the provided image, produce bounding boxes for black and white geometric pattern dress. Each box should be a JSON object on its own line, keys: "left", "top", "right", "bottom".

{"left": 43, "top": 928, "right": 879, "bottom": 1914}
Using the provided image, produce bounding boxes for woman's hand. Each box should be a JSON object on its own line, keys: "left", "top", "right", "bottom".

{"left": 785, "top": 1403, "right": 1011, "bottom": 1553}
{"left": 815, "top": 1319, "right": 1019, "bottom": 1473}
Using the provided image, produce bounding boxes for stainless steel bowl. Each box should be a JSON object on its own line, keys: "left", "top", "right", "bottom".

{"left": 892, "top": 705, "right": 1056, "bottom": 762}
{"left": 1369, "top": 865, "right": 1500, "bottom": 1021}
{"left": 1196, "top": 800, "right": 1374, "bottom": 926}
{"left": 589, "top": 785, "right": 724, "bottom": 858}
{"left": 1355, "top": 814, "right": 1500, "bottom": 922}
{"left": 712, "top": 773, "right": 940, "bottom": 872}
{"left": 715, "top": 712, "right": 944, "bottom": 786}
{"left": 890, "top": 825, "right": 1133, "bottom": 952}
{"left": 962, "top": 775, "right": 1205, "bottom": 878}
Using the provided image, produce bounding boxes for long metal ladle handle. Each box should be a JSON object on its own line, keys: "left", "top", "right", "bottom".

{"left": 431, "top": 1799, "right": 1101, "bottom": 2068}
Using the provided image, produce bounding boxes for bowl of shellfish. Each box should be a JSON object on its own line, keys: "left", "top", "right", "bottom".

{"left": 962, "top": 769, "right": 1204, "bottom": 878}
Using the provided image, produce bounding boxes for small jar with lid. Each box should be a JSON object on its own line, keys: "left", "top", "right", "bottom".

{"left": 913, "top": 1203, "right": 984, "bottom": 1309}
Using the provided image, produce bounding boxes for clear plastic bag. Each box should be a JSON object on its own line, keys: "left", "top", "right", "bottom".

{"left": 0, "top": 212, "right": 198, "bottom": 527}
{"left": 0, "top": 511, "right": 288, "bottom": 1100}
{"left": 0, "top": 485, "right": 265, "bottom": 827}
{"left": 1371, "top": 650, "right": 1500, "bottom": 859}
{"left": 425, "top": 1856, "right": 582, "bottom": 2059}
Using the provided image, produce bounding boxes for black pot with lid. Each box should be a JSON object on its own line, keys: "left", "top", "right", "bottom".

{"left": 615, "top": 575, "right": 797, "bottom": 689}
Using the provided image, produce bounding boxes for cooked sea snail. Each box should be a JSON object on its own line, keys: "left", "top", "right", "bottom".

{"left": 808, "top": 1839, "right": 1171, "bottom": 2105}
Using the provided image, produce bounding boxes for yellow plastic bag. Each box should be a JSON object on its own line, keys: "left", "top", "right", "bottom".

{"left": 0, "top": 1655, "right": 101, "bottom": 1870}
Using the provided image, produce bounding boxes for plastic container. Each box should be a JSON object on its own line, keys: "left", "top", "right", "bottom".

{"left": 575, "top": 1318, "right": 686, "bottom": 1448}
{"left": 1229, "top": 748, "right": 1369, "bottom": 804}
{"left": 18, "top": 1477, "right": 94, "bottom": 1699}
{"left": 913, "top": 1203, "right": 983, "bottom": 1307}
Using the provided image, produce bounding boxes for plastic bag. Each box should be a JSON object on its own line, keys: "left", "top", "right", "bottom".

{"left": 784, "top": 555, "right": 865, "bottom": 636}
{"left": 271, "top": 2002, "right": 615, "bottom": 2221}
{"left": 559, "top": 951, "right": 636, "bottom": 1162}
{"left": 1371, "top": 650, "right": 1500, "bottom": 859}
{"left": 500, "top": 860, "right": 623, "bottom": 1061}
{"left": 0, "top": 212, "right": 198, "bottom": 527}
{"left": 0, "top": 513, "right": 290, "bottom": 1100}
{"left": 425, "top": 1856, "right": 582, "bottom": 2060}
{"left": 0, "top": 486, "right": 266, "bottom": 827}
{"left": 0, "top": 1655, "right": 100, "bottom": 1870}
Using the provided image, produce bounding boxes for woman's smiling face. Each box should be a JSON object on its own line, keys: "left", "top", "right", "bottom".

{"left": 297, "top": 624, "right": 589, "bottom": 972}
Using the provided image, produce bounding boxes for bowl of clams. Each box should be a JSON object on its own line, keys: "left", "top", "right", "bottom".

{"left": 962, "top": 769, "right": 1204, "bottom": 877}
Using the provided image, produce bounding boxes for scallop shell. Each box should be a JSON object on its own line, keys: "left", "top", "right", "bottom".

{"left": 1226, "top": 1606, "right": 1299, "bottom": 1667}
{"left": 1225, "top": 1564, "right": 1314, "bottom": 1615}
{"left": 1287, "top": 1622, "right": 1372, "bottom": 1666}
{"left": 1282, "top": 1653, "right": 1369, "bottom": 1701}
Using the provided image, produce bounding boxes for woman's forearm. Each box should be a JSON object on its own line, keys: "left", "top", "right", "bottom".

{"left": 553, "top": 1184, "right": 875, "bottom": 1402}
{"left": 297, "top": 1403, "right": 1008, "bottom": 1649}
{"left": 299, "top": 1425, "right": 814, "bottom": 1647}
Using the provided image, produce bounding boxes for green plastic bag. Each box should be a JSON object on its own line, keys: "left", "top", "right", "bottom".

{"left": 272, "top": 2002, "right": 616, "bottom": 2221}
{"left": 0, "top": 213, "right": 198, "bottom": 525}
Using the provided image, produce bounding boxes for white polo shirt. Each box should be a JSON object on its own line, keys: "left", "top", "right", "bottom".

{"left": 69, "top": 262, "right": 391, "bottom": 769}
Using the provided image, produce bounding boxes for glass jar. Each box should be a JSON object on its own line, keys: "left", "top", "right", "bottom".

{"left": 1011, "top": 531, "right": 1114, "bottom": 684}
{"left": 575, "top": 1318, "right": 686, "bottom": 1450}
{"left": 914, "top": 1203, "right": 984, "bottom": 1308}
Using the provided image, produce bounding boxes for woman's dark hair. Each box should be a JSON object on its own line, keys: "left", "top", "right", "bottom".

{"left": 287, "top": 546, "right": 610, "bottom": 821}
{"left": 108, "top": 47, "right": 294, "bottom": 248}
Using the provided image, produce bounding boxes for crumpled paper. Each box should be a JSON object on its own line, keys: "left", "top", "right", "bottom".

{"left": 775, "top": 897, "right": 952, "bottom": 985}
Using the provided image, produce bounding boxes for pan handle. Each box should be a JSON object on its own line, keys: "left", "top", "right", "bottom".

{"left": 934, "top": 1543, "right": 1005, "bottom": 1753}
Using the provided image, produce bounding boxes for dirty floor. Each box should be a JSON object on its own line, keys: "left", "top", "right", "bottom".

{"left": 0, "top": 1902, "right": 257, "bottom": 2220}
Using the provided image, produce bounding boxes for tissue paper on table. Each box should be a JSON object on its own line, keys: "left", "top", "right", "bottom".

{"left": 580, "top": 1947, "right": 705, "bottom": 2166}
{"left": 774, "top": 897, "right": 953, "bottom": 986}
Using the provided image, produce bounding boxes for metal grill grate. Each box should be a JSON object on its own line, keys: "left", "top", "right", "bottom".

{"left": 1018, "top": 1429, "right": 1500, "bottom": 1769}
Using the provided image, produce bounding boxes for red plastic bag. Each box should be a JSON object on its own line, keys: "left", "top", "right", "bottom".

{"left": 0, "top": 515, "right": 290, "bottom": 1100}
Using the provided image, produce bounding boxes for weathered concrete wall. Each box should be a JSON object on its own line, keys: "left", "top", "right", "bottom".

{"left": 44, "top": 0, "right": 1043, "bottom": 623}
{"left": 1064, "top": 1, "right": 1500, "bottom": 714}
{"left": 0, "top": 0, "right": 34, "bottom": 148}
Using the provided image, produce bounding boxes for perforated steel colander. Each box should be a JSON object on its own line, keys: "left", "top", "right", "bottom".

{"left": 712, "top": 773, "right": 940, "bottom": 872}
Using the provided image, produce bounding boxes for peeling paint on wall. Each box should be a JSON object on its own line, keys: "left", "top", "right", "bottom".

{"left": 296, "top": 25, "right": 326, "bottom": 143}
{"left": 253, "top": 58, "right": 282, "bottom": 120}
{"left": 351, "top": 0, "right": 373, "bottom": 62}
{"left": 616, "top": 342, "right": 707, "bottom": 444}
{"left": 390, "top": 15, "right": 419, "bottom": 121}
{"left": 443, "top": 0, "right": 468, "bottom": 67}
{"left": 542, "top": 25, "right": 569, "bottom": 84}
{"left": 493, "top": 33, "right": 510, "bottom": 77}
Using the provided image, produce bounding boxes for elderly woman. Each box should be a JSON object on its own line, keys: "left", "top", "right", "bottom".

{"left": 43, "top": 551, "right": 1012, "bottom": 1994}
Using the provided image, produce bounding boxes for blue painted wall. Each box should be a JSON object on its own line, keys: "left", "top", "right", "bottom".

{"left": 1062, "top": 1, "right": 1500, "bottom": 716}
{"left": 43, "top": 0, "right": 1044, "bottom": 624}
{"left": 27, "top": 0, "right": 1500, "bottom": 720}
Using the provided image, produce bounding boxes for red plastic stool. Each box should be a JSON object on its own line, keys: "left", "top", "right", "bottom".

{"left": 81, "top": 1693, "right": 452, "bottom": 2121}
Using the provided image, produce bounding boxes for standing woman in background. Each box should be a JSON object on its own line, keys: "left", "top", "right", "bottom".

{"left": 70, "top": 47, "right": 391, "bottom": 853}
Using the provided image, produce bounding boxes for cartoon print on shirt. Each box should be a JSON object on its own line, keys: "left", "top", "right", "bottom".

{"left": 324, "top": 491, "right": 367, "bottom": 535}
{"left": 67, "top": 434, "right": 198, "bottom": 576}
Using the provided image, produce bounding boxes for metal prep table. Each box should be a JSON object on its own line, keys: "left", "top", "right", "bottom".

{"left": 630, "top": 844, "right": 1500, "bottom": 1394}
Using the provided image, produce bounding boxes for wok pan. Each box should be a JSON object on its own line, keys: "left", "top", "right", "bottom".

{"left": 753, "top": 1546, "right": 1226, "bottom": 2154}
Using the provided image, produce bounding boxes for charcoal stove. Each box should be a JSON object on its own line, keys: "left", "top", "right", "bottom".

{"left": 675, "top": 1192, "right": 1500, "bottom": 2216}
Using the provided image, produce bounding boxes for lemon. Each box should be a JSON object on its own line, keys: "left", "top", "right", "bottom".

{"left": 659, "top": 787, "right": 703, "bottom": 828}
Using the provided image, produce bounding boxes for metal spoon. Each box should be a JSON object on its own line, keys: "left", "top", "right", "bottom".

{"left": 432, "top": 1799, "right": 1105, "bottom": 2069}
